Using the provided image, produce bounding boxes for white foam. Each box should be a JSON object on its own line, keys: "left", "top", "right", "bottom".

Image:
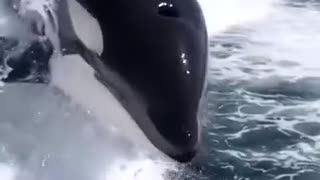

{"left": 104, "top": 157, "right": 176, "bottom": 180}
{"left": 0, "top": 1, "right": 36, "bottom": 40}
{"left": 198, "top": 0, "right": 276, "bottom": 35}
{"left": 210, "top": 3, "right": 320, "bottom": 80}
{"left": 16, "top": 0, "right": 57, "bottom": 19}
{"left": 0, "top": 164, "right": 16, "bottom": 180}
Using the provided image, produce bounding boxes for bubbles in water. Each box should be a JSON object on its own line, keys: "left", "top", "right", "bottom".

{"left": 105, "top": 157, "right": 177, "bottom": 180}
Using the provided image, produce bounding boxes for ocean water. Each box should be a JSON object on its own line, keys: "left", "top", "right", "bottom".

{"left": 0, "top": 0, "right": 320, "bottom": 180}
{"left": 201, "top": 0, "right": 320, "bottom": 179}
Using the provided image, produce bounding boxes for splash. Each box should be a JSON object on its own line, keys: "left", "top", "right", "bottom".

{"left": 0, "top": 164, "right": 15, "bottom": 180}
{"left": 198, "top": 0, "right": 276, "bottom": 35}
{"left": 210, "top": 2, "right": 320, "bottom": 80}
{"left": 105, "top": 157, "right": 177, "bottom": 180}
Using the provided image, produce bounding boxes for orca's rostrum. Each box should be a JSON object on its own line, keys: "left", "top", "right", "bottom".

{"left": 3, "top": 0, "right": 208, "bottom": 162}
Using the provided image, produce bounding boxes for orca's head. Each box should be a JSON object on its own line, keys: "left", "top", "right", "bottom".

{"left": 1, "top": 0, "right": 208, "bottom": 162}
{"left": 65, "top": 0, "right": 208, "bottom": 162}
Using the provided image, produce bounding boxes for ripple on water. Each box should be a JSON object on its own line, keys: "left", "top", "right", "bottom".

{"left": 294, "top": 122, "right": 320, "bottom": 136}
{"left": 227, "top": 127, "right": 309, "bottom": 152}
{"left": 202, "top": 1, "right": 320, "bottom": 179}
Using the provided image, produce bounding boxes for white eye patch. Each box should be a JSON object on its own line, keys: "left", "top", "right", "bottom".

{"left": 67, "top": 0, "right": 103, "bottom": 55}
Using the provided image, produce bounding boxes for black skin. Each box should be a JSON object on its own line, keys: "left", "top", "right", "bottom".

{"left": 2, "top": 0, "right": 208, "bottom": 162}
{"left": 74, "top": 0, "right": 208, "bottom": 162}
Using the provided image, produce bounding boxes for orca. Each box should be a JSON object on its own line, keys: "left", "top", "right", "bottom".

{"left": 1, "top": 0, "right": 208, "bottom": 162}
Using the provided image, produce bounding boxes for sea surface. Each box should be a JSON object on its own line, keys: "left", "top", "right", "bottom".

{"left": 202, "top": 0, "right": 320, "bottom": 179}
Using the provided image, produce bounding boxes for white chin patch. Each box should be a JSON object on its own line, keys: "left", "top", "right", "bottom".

{"left": 49, "top": 54, "right": 163, "bottom": 157}
{"left": 67, "top": 0, "right": 104, "bottom": 55}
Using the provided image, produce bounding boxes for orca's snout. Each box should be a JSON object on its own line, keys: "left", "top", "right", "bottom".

{"left": 145, "top": 8, "right": 208, "bottom": 161}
